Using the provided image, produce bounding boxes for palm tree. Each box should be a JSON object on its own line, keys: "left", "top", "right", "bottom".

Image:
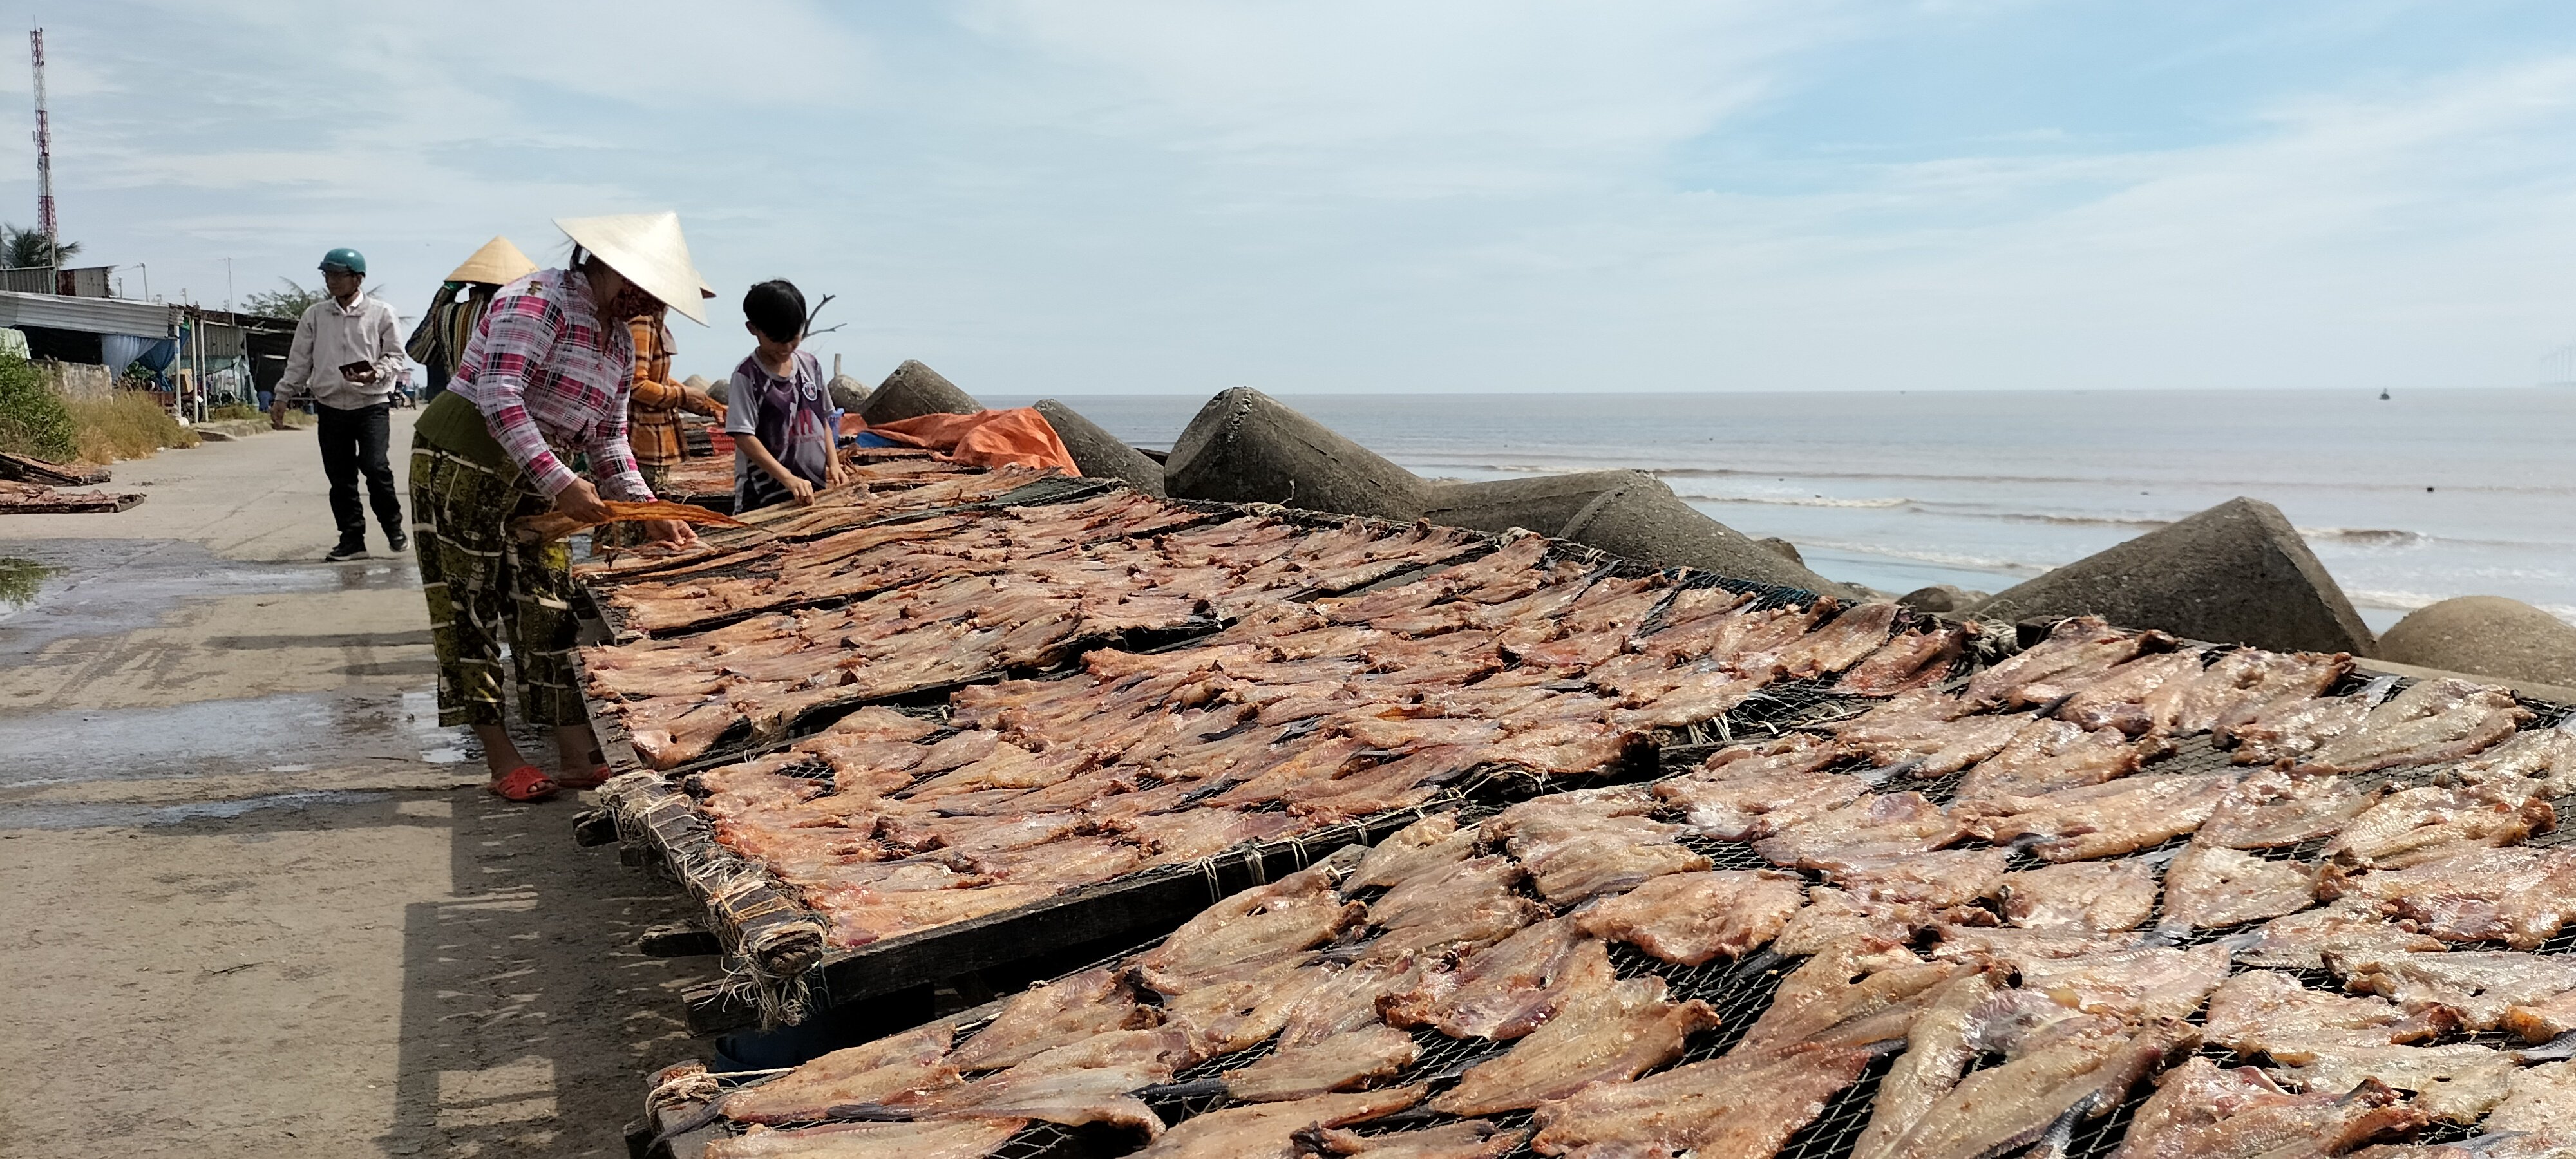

{"left": 1, "top": 224, "right": 79, "bottom": 268}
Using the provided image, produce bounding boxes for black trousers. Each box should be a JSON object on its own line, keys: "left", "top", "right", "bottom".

{"left": 316, "top": 402, "right": 404, "bottom": 547}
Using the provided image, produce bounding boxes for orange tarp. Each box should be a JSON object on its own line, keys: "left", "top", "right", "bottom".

{"left": 866, "top": 408, "right": 1079, "bottom": 474}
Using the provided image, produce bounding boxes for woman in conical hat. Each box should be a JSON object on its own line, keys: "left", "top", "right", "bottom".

{"left": 406, "top": 236, "right": 540, "bottom": 404}
{"left": 408, "top": 211, "right": 710, "bottom": 802}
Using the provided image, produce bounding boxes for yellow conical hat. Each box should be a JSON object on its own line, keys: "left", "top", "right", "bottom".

{"left": 445, "top": 236, "right": 538, "bottom": 285}
{"left": 554, "top": 211, "right": 709, "bottom": 325}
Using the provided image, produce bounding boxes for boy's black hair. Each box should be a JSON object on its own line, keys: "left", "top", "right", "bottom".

{"left": 743, "top": 279, "right": 806, "bottom": 343}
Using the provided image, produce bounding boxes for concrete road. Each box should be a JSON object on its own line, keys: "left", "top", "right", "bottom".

{"left": 0, "top": 417, "right": 714, "bottom": 1158}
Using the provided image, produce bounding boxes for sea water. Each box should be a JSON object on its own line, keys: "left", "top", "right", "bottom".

{"left": 989, "top": 389, "right": 2576, "bottom": 632}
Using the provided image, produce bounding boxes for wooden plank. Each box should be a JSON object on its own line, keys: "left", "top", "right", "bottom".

{"left": 0, "top": 451, "right": 109, "bottom": 485}
{"left": 0, "top": 491, "right": 143, "bottom": 514}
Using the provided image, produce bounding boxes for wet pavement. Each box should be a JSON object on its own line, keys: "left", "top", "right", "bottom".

{"left": 0, "top": 415, "right": 711, "bottom": 1158}
{"left": 0, "top": 535, "right": 498, "bottom": 824}
{"left": 0, "top": 536, "right": 416, "bottom": 653}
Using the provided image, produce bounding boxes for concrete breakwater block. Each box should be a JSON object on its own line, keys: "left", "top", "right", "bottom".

{"left": 1034, "top": 399, "right": 1164, "bottom": 496}
{"left": 862, "top": 360, "right": 981, "bottom": 425}
{"left": 688, "top": 373, "right": 725, "bottom": 405}
{"left": 1970, "top": 497, "right": 2376, "bottom": 655}
{"left": 827, "top": 373, "right": 871, "bottom": 411}
{"left": 1757, "top": 538, "right": 1803, "bottom": 565}
{"left": 1419, "top": 471, "right": 1847, "bottom": 594}
{"left": 1164, "top": 388, "right": 1427, "bottom": 518}
{"left": 2378, "top": 596, "right": 2576, "bottom": 688}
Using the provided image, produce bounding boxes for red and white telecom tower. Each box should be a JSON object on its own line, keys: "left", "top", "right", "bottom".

{"left": 30, "top": 26, "right": 55, "bottom": 267}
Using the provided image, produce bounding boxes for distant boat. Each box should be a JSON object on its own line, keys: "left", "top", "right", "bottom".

{"left": 2379, "top": 389, "right": 2391, "bottom": 400}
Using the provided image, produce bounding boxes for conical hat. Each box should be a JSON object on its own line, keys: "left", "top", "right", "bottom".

{"left": 554, "top": 211, "right": 709, "bottom": 325}
{"left": 446, "top": 236, "right": 538, "bottom": 285}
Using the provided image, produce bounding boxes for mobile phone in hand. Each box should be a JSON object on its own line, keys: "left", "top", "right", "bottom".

{"left": 340, "top": 360, "right": 373, "bottom": 378}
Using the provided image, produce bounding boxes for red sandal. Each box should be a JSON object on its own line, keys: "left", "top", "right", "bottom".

{"left": 558, "top": 765, "right": 616, "bottom": 791}
{"left": 487, "top": 764, "right": 560, "bottom": 802}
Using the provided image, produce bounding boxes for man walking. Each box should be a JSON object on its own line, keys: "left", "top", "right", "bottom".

{"left": 272, "top": 247, "right": 408, "bottom": 561}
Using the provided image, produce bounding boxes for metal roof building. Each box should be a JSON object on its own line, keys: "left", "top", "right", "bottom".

{"left": 0, "top": 288, "right": 178, "bottom": 338}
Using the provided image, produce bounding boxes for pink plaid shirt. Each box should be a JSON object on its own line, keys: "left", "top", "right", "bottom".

{"left": 447, "top": 267, "right": 652, "bottom": 500}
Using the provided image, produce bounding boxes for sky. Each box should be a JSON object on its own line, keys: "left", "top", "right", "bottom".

{"left": 3, "top": 1, "right": 2576, "bottom": 394}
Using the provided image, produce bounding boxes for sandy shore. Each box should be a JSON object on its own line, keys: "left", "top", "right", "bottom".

{"left": 0, "top": 416, "right": 714, "bottom": 1157}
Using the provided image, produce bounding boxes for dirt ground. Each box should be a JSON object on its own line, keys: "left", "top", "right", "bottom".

{"left": 0, "top": 416, "right": 717, "bottom": 1158}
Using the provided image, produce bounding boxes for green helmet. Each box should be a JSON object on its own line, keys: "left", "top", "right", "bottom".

{"left": 318, "top": 247, "right": 367, "bottom": 275}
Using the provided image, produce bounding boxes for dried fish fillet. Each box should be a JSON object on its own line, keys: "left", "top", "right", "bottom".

{"left": 1222, "top": 1024, "right": 1420, "bottom": 1102}
{"left": 1998, "top": 860, "right": 2158, "bottom": 932}
{"left": 1951, "top": 718, "right": 2166, "bottom": 806}
{"left": 2322, "top": 846, "right": 2576, "bottom": 949}
{"left": 704, "top": 1118, "right": 1029, "bottom": 1159}
{"left": 2056, "top": 651, "right": 2208, "bottom": 735}
{"left": 2197, "top": 766, "right": 2385, "bottom": 849}
{"left": 1835, "top": 622, "right": 1970, "bottom": 697}
{"left": 2234, "top": 902, "right": 2448, "bottom": 971}
{"left": 2325, "top": 782, "right": 2556, "bottom": 869}
{"left": 1963, "top": 771, "right": 2240, "bottom": 862}
{"left": 1383, "top": 918, "right": 1606, "bottom": 1041}
{"left": 2159, "top": 844, "right": 2322, "bottom": 930}
{"left": 2490, "top": 1060, "right": 2576, "bottom": 1138}
{"left": 724, "top": 1024, "right": 962, "bottom": 1124}
{"left": 892, "top": 1062, "right": 1171, "bottom": 1136}
{"left": 1430, "top": 972, "right": 1719, "bottom": 1114}
{"left": 1745, "top": 938, "right": 1968, "bottom": 1051}
{"left": 1128, "top": 1085, "right": 1426, "bottom": 1159}
{"left": 1963, "top": 616, "right": 2152, "bottom": 710}
{"left": 2013, "top": 944, "right": 2231, "bottom": 1023}
{"left": 1296, "top": 1121, "right": 1526, "bottom": 1159}
{"left": 1847, "top": 970, "right": 2004, "bottom": 1159}
{"left": 1528, "top": 1042, "right": 1876, "bottom": 1159}
{"left": 1135, "top": 866, "right": 1368, "bottom": 994}
{"left": 2329, "top": 950, "right": 2576, "bottom": 1042}
{"left": 1875, "top": 1017, "right": 2198, "bottom": 1159}
{"left": 1575, "top": 869, "right": 1807, "bottom": 965}
{"left": 2108, "top": 1059, "right": 2420, "bottom": 1159}
{"left": 2152, "top": 647, "right": 2352, "bottom": 739}
{"left": 2295, "top": 678, "right": 2532, "bottom": 774}
{"left": 2201, "top": 971, "right": 2512, "bottom": 1124}
{"left": 949, "top": 968, "right": 1145, "bottom": 1072}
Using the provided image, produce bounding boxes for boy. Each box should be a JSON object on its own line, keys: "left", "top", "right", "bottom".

{"left": 725, "top": 279, "right": 846, "bottom": 510}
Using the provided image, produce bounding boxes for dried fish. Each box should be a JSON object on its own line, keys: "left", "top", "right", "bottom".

{"left": 723, "top": 1024, "right": 962, "bottom": 1124}
{"left": 1998, "top": 860, "right": 2159, "bottom": 932}
{"left": 1430, "top": 972, "right": 1719, "bottom": 1114}
{"left": 1575, "top": 869, "right": 1808, "bottom": 965}
{"left": 1222, "top": 1024, "right": 1421, "bottom": 1102}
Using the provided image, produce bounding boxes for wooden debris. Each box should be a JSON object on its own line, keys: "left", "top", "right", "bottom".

{"left": 0, "top": 451, "right": 110, "bottom": 486}
{"left": 0, "top": 476, "right": 143, "bottom": 513}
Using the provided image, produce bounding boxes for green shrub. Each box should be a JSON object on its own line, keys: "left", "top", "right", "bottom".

{"left": 0, "top": 349, "right": 76, "bottom": 461}
{"left": 207, "top": 402, "right": 261, "bottom": 421}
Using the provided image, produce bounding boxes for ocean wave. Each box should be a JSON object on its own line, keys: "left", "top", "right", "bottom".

{"left": 2345, "top": 589, "right": 2576, "bottom": 625}
{"left": 1669, "top": 491, "right": 1912, "bottom": 510}
{"left": 1403, "top": 458, "right": 2576, "bottom": 496}
{"left": 1792, "top": 539, "right": 2055, "bottom": 577}
{"left": 1998, "top": 513, "right": 2175, "bottom": 531}
{"left": 2297, "top": 527, "right": 2429, "bottom": 547}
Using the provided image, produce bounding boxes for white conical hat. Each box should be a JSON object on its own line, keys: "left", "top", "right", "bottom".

{"left": 446, "top": 236, "right": 538, "bottom": 285}
{"left": 554, "top": 211, "right": 709, "bottom": 325}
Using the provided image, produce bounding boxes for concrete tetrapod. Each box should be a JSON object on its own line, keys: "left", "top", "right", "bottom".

{"left": 1162, "top": 387, "right": 1427, "bottom": 518}
{"left": 2377, "top": 596, "right": 2576, "bottom": 688}
{"left": 861, "top": 360, "right": 982, "bottom": 425}
{"left": 1969, "top": 496, "right": 2376, "bottom": 655}
{"left": 1033, "top": 399, "right": 1164, "bottom": 496}
{"left": 1418, "top": 471, "right": 1849, "bottom": 595}
{"left": 827, "top": 373, "right": 870, "bottom": 412}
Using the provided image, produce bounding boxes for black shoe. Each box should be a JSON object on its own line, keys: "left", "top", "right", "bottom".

{"left": 387, "top": 532, "right": 410, "bottom": 554}
{"left": 325, "top": 542, "right": 368, "bottom": 561}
